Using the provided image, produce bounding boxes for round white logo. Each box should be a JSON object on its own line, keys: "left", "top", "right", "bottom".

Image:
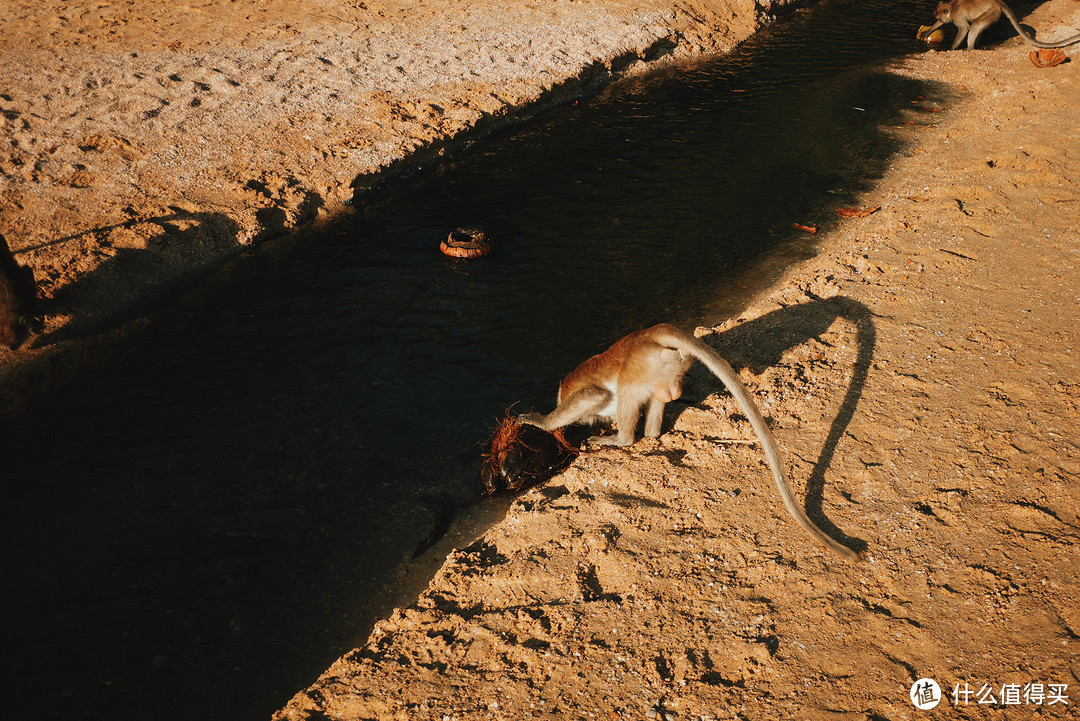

{"left": 910, "top": 678, "right": 942, "bottom": 710}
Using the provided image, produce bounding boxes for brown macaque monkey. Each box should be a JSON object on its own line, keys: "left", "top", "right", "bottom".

{"left": 919, "top": 0, "right": 1080, "bottom": 50}
{"left": 519, "top": 323, "right": 859, "bottom": 560}
{"left": 0, "top": 232, "right": 39, "bottom": 350}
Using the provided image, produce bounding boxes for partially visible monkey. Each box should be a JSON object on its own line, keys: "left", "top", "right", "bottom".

{"left": 918, "top": 0, "right": 1080, "bottom": 50}
{"left": 518, "top": 323, "right": 859, "bottom": 560}
{"left": 0, "top": 232, "right": 39, "bottom": 350}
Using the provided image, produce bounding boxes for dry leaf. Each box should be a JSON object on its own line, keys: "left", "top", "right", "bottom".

{"left": 792, "top": 223, "right": 818, "bottom": 234}
{"left": 836, "top": 207, "right": 880, "bottom": 218}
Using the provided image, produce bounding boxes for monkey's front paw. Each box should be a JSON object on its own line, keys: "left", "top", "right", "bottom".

{"left": 517, "top": 412, "right": 543, "bottom": 427}
{"left": 585, "top": 434, "right": 627, "bottom": 447}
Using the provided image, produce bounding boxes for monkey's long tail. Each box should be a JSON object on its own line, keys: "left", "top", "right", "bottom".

{"left": 1001, "top": 5, "right": 1080, "bottom": 48}
{"left": 671, "top": 333, "right": 860, "bottom": 561}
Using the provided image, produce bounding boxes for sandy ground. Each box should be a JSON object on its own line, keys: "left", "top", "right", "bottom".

{"left": 272, "top": 3, "right": 1080, "bottom": 720}
{"left": 0, "top": 0, "right": 790, "bottom": 351}
{"left": 2, "top": 0, "right": 1079, "bottom": 719}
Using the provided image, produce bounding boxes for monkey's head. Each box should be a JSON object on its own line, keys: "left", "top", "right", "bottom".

{"left": 0, "top": 234, "right": 41, "bottom": 350}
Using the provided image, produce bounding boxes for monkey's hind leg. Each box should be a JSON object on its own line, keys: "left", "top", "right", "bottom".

{"left": 642, "top": 396, "right": 666, "bottom": 439}
{"left": 586, "top": 390, "right": 650, "bottom": 447}
{"left": 966, "top": 10, "right": 997, "bottom": 49}
{"left": 951, "top": 18, "right": 971, "bottom": 49}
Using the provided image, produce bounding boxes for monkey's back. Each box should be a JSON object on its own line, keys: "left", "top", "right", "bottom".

{"left": 556, "top": 325, "right": 679, "bottom": 403}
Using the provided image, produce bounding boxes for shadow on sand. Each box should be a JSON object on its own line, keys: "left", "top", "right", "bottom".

{"left": 685, "top": 294, "right": 879, "bottom": 555}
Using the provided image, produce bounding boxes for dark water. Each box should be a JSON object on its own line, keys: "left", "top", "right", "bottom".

{"left": 2, "top": 1, "right": 949, "bottom": 719}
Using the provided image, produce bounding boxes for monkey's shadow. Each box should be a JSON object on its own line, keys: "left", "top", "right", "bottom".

{"left": 677, "top": 295, "right": 876, "bottom": 555}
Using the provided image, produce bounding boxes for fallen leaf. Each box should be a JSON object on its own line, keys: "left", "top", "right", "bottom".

{"left": 791, "top": 223, "right": 818, "bottom": 234}
{"left": 836, "top": 207, "right": 881, "bottom": 218}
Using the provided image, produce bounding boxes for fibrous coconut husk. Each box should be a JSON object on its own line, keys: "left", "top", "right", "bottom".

{"left": 480, "top": 414, "right": 578, "bottom": 494}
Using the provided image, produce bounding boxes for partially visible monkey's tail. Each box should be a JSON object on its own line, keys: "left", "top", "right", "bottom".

{"left": 1000, "top": 4, "right": 1080, "bottom": 48}
{"left": 655, "top": 325, "right": 860, "bottom": 561}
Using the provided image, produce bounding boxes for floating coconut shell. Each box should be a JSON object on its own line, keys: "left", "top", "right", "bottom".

{"left": 480, "top": 415, "right": 578, "bottom": 494}
{"left": 1030, "top": 48, "right": 1067, "bottom": 68}
{"left": 440, "top": 227, "right": 492, "bottom": 258}
{"left": 917, "top": 25, "right": 946, "bottom": 43}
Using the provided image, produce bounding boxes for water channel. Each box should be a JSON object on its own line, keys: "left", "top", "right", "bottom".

{"left": 2, "top": 0, "right": 958, "bottom": 718}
